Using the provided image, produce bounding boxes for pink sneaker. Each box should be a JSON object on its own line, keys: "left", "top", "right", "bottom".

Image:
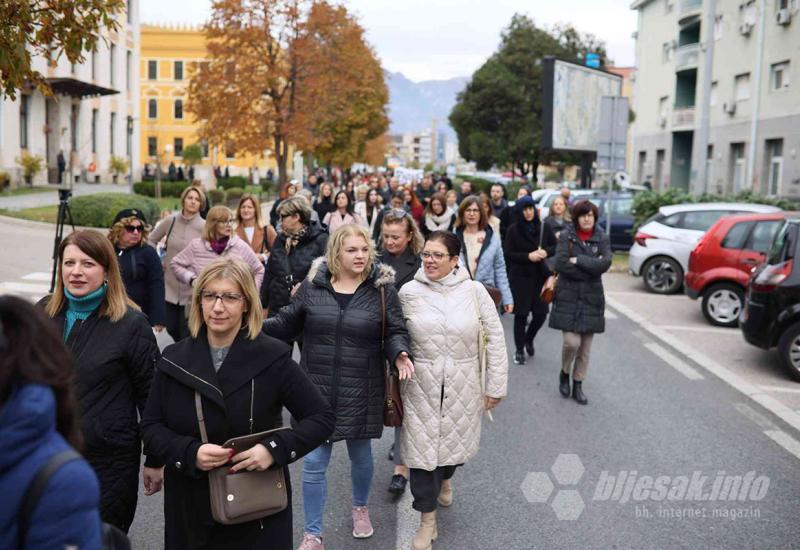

{"left": 352, "top": 506, "right": 374, "bottom": 538}
{"left": 297, "top": 533, "right": 324, "bottom": 550}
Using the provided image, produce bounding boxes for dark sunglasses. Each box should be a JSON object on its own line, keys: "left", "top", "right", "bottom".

{"left": 124, "top": 225, "right": 144, "bottom": 233}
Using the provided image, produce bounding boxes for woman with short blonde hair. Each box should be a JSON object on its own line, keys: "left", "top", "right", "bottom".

{"left": 264, "top": 223, "right": 414, "bottom": 547}
{"left": 142, "top": 258, "right": 334, "bottom": 548}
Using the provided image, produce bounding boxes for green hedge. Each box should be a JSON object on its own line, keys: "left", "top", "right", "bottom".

{"left": 69, "top": 193, "right": 161, "bottom": 228}
{"left": 217, "top": 176, "right": 249, "bottom": 190}
{"left": 207, "top": 189, "right": 226, "bottom": 206}
{"left": 456, "top": 175, "right": 525, "bottom": 201}
{"left": 226, "top": 187, "right": 245, "bottom": 202}
{"left": 133, "top": 180, "right": 187, "bottom": 198}
{"left": 632, "top": 189, "right": 800, "bottom": 229}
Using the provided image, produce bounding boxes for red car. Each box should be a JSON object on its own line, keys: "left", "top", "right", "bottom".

{"left": 685, "top": 212, "right": 786, "bottom": 327}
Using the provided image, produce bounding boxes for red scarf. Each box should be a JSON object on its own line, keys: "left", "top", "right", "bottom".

{"left": 577, "top": 228, "right": 593, "bottom": 242}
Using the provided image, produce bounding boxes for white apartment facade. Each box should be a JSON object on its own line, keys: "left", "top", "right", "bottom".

{"left": 631, "top": 0, "right": 799, "bottom": 197}
{"left": 0, "top": 1, "right": 140, "bottom": 187}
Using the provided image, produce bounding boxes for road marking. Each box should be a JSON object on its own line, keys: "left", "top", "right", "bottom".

{"left": 659, "top": 324, "right": 737, "bottom": 335}
{"left": 763, "top": 430, "right": 800, "bottom": 462}
{"left": 759, "top": 385, "right": 800, "bottom": 395}
{"left": 607, "top": 295, "right": 800, "bottom": 434}
{"left": 644, "top": 342, "right": 705, "bottom": 380}
{"left": 21, "top": 272, "right": 52, "bottom": 282}
{"left": 735, "top": 403, "right": 776, "bottom": 430}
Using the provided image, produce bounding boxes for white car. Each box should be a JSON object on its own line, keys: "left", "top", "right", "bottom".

{"left": 538, "top": 189, "right": 598, "bottom": 219}
{"left": 629, "top": 203, "right": 782, "bottom": 294}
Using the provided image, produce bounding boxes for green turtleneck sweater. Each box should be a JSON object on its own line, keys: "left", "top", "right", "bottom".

{"left": 63, "top": 285, "right": 107, "bottom": 341}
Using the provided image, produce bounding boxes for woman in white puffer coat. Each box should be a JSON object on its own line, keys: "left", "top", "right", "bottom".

{"left": 398, "top": 230, "right": 508, "bottom": 550}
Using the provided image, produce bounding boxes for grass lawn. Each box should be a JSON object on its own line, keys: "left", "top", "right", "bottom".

{"left": 1, "top": 186, "right": 58, "bottom": 197}
{"left": 0, "top": 205, "right": 59, "bottom": 223}
{"left": 611, "top": 252, "right": 630, "bottom": 273}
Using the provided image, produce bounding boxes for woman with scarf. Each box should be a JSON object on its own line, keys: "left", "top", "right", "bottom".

{"left": 261, "top": 196, "right": 329, "bottom": 317}
{"left": 503, "top": 196, "right": 556, "bottom": 365}
{"left": 421, "top": 192, "right": 455, "bottom": 238}
{"left": 171, "top": 206, "right": 264, "bottom": 294}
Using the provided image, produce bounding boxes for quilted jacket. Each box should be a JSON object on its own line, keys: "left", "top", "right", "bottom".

{"left": 262, "top": 258, "right": 410, "bottom": 441}
{"left": 398, "top": 266, "right": 508, "bottom": 471}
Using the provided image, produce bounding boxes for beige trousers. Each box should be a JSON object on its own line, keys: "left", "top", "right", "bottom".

{"left": 561, "top": 332, "right": 594, "bottom": 382}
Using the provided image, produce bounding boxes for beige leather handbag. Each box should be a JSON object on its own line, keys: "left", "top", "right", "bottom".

{"left": 195, "top": 391, "right": 289, "bottom": 525}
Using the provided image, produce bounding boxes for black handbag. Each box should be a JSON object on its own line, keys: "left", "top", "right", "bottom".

{"left": 380, "top": 286, "right": 403, "bottom": 427}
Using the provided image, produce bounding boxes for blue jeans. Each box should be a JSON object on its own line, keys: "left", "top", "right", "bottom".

{"left": 302, "top": 439, "right": 374, "bottom": 536}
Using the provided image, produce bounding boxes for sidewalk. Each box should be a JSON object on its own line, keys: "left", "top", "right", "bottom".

{"left": 0, "top": 183, "right": 132, "bottom": 210}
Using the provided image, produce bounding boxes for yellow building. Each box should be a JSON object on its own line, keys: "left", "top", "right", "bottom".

{"left": 139, "top": 23, "right": 281, "bottom": 182}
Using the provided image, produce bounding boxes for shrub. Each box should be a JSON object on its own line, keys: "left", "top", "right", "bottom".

{"left": 16, "top": 152, "right": 44, "bottom": 183}
{"left": 133, "top": 180, "right": 186, "bottom": 198}
{"left": 226, "top": 187, "right": 244, "bottom": 202}
{"left": 217, "top": 176, "right": 248, "bottom": 190}
{"left": 544, "top": 171, "right": 561, "bottom": 183}
{"left": 109, "top": 156, "right": 129, "bottom": 178}
{"left": 69, "top": 193, "right": 161, "bottom": 228}
{"left": 260, "top": 178, "right": 276, "bottom": 197}
{"left": 182, "top": 144, "right": 204, "bottom": 167}
{"left": 0, "top": 171, "right": 10, "bottom": 191}
{"left": 207, "top": 188, "right": 226, "bottom": 206}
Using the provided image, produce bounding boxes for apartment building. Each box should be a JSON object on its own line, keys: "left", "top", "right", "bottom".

{"left": 0, "top": 2, "right": 140, "bottom": 186}
{"left": 630, "top": 0, "right": 799, "bottom": 197}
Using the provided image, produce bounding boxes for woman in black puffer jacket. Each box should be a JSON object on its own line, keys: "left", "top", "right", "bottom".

{"left": 263, "top": 224, "right": 413, "bottom": 547}
{"left": 549, "top": 200, "right": 612, "bottom": 406}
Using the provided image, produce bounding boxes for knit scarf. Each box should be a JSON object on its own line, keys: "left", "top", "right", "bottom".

{"left": 424, "top": 210, "right": 452, "bottom": 233}
{"left": 577, "top": 228, "right": 594, "bottom": 241}
{"left": 210, "top": 236, "right": 230, "bottom": 255}
{"left": 63, "top": 284, "right": 106, "bottom": 341}
{"left": 284, "top": 224, "right": 309, "bottom": 254}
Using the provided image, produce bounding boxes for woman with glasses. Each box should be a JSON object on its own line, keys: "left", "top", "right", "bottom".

{"left": 263, "top": 224, "right": 414, "bottom": 549}
{"left": 398, "top": 231, "right": 508, "bottom": 550}
{"left": 108, "top": 208, "right": 165, "bottom": 331}
{"left": 148, "top": 185, "right": 206, "bottom": 341}
{"left": 262, "top": 196, "right": 329, "bottom": 317}
{"left": 142, "top": 259, "right": 335, "bottom": 549}
{"left": 234, "top": 194, "right": 276, "bottom": 265}
{"left": 171, "top": 206, "right": 264, "bottom": 295}
{"left": 44, "top": 230, "right": 162, "bottom": 533}
{"left": 454, "top": 196, "right": 514, "bottom": 314}
{"left": 323, "top": 190, "right": 362, "bottom": 233}
{"left": 421, "top": 192, "right": 455, "bottom": 238}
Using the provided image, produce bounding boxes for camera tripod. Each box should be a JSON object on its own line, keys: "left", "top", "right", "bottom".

{"left": 50, "top": 188, "right": 76, "bottom": 293}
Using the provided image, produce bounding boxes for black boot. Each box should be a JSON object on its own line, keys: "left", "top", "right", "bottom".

{"left": 572, "top": 381, "right": 588, "bottom": 405}
{"left": 525, "top": 340, "right": 534, "bottom": 357}
{"left": 559, "top": 371, "right": 571, "bottom": 397}
{"left": 514, "top": 350, "right": 526, "bottom": 365}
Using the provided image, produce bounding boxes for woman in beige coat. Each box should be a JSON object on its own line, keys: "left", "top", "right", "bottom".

{"left": 398, "top": 230, "right": 508, "bottom": 550}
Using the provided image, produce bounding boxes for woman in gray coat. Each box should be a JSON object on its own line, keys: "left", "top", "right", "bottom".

{"left": 548, "top": 200, "right": 612, "bottom": 405}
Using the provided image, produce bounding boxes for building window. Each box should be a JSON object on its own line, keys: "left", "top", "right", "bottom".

{"left": 174, "top": 99, "right": 183, "bottom": 119}
{"left": 174, "top": 137, "right": 184, "bottom": 157}
{"left": 734, "top": 73, "right": 750, "bottom": 101}
{"left": 766, "top": 139, "right": 783, "bottom": 196}
{"left": 148, "top": 60, "right": 157, "bottom": 80}
{"left": 91, "top": 109, "right": 98, "bottom": 153}
{"left": 19, "top": 95, "right": 29, "bottom": 149}
{"left": 637, "top": 151, "right": 647, "bottom": 184}
{"left": 148, "top": 98, "right": 157, "bottom": 119}
{"left": 730, "top": 143, "right": 746, "bottom": 192}
{"left": 706, "top": 144, "right": 714, "bottom": 188}
{"left": 148, "top": 137, "right": 158, "bottom": 157}
{"left": 174, "top": 61, "right": 184, "bottom": 80}
{"left": 126, "top": 51, "right": 132, "bottom": 92}
{"left": 110, "top": 44, "right": 116, "bottom": 87}
{"left": 770, "top": 61, "right": 790, "bottom": 91}
{"left": 655, "top": 149, "right": 665, "bottom": 187}
{"left": 201, "top": 139, "right": 209, "bottom": 158}
{"left": 110, "top": 112, "right": 116, "bottom": 155}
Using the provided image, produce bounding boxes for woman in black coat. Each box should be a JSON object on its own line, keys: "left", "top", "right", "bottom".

{"left": 141, "top": 259, "right": 334, "bottom": 549}
{"left": 504, "top": 196, "right": 556, "bottom": 365}
{"left": 261, "top": 196, "right": 329, "bottom": 316}
{"left": 548, "top": 200, "right": 612, "bottom": 405}
{"left": 44, "top": 230, "right": 162, "bottom": 533}
{"left": 263, "top": 224, "right": 413, "bottom": 546}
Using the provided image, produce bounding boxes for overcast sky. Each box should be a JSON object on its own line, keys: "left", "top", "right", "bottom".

{"left": 140, "top": 0, "right": 637, "bottom": 82}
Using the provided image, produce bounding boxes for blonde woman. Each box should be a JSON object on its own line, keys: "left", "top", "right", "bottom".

{"left": 234, "top": 194, "right": 277, "bottom": 264}
{"left": 44, "top": 230, "right": 162, "bottom": 532}
{"left": 171, "top": 205, "right": 264, "bottom": 291}
{"left": 263, "top": 224, "right": 414, "bottom": 549}
{"left": 141, "top": 259, "right": 334, "bottom": 549}
{"left": 544, "top": 194, "right": 570, "bottom": 256}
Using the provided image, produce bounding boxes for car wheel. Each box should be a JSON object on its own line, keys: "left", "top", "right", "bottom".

{"left": 777, "top": 323, "right": 800, "bottom": 383}
{"left": 642, "top": 256, "right": 683, "bottom": 294}
{"left": 701, "top": 283, "right": 744, "bottom": 327}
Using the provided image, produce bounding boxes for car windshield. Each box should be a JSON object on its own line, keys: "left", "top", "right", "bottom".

{"left": 767, "top": 222, "right": 796, "bottom": 265}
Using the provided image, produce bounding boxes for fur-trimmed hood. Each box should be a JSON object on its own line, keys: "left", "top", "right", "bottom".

{"left": 306, "top": 256, "right": 396, "bottom": 288}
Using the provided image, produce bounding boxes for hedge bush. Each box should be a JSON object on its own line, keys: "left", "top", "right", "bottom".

{"left": 69, "top": 193, "right": 161, "bottom": 228}
{"left": 217, "top": 176, "right": 249, "bottom": 190}
{"left": 226, "top": 187, "right": 245, "bottom": 202}
{"left": 133, "top": 180, "right": 187, "bottom": 198}
{"left": 207, "top": 188, "right": 226, "bottom": 206}
{"left": 456, "top": 175, "right": 525, "bottom": 201}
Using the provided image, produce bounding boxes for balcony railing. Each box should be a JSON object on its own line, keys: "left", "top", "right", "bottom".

{"left": 672, "top": 107, "right": 696, "bottom": 129}
{"left": 674, "top": 43, "right": 700, "bottom": 71}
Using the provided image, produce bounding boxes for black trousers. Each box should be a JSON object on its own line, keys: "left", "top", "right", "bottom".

{"left": 410, "top": 465, "right": 460, "bottom": 512}
{"left": 513, "top": 297, "right": 549, "bottom": 351}
{"left": 164, "top": 302, "right": 189, "bottom": 342}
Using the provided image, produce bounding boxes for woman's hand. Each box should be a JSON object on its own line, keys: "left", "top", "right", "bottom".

{"left": 230, "top": 444, "right": 274, "bottom": 473}
{"left": 143, "top": 466, "right": 164, "bottom": 495}
{"left": 504, "top": 304, "right": 514, "bottom": 314}
{"left": 528, "top": 250, "right": 547, "bottom": 263}
{"left": 395, "top": 352, "right": 415, "bottom": 380}
{"left": 153, "top": 325, "right": 165, "bottom": 333}
{"left": 196, "top": 443, "right": 234, "bottom": 471}
{"left": 290, "top": 283, "right": 301, "bottom": 297}
{"left": 484, "top": 396, "right": 502, "bottom": 411}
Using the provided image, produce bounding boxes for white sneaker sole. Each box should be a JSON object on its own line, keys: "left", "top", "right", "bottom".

{"left": 352, "top": 528, "right": 374, "bottom": 539}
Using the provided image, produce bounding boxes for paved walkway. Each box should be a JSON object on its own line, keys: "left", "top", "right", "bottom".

{"left": 0, "top": 183, "right": 132, "bottom": 210}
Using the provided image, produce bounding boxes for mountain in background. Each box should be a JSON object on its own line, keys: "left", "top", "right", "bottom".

{"left": 385, "top": 72, "right": 469, "bottom": 139}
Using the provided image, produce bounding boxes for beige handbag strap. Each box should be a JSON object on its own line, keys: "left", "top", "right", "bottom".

{"left": 469, "top": 283, "right": 488, "bottom": 396}
{"left": 195, "top": 391, "right": 209, "bottom": 444}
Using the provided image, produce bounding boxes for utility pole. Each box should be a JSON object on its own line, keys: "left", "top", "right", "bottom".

{"left": 694, "top": 0, "right": 716, "bottom": 195}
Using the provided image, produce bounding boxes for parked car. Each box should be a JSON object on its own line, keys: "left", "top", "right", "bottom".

{"left": 740, "top": 217, "right": 800, "bottom": 381}
{"left": 685, "top": 212, "right": 786, "bottom": 326}
{"left": 629, "top": 203, "right": 782, "bottom": 294}
{"left": 596, "top": 193, "right": 636, "bottom": 252}
{"left": 538, "top": 189, "right": 598, "bottom": 219}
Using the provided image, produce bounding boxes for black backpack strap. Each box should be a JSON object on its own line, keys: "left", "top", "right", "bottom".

{"left": 19, "top": 449, "right": 82, "bottom": 547}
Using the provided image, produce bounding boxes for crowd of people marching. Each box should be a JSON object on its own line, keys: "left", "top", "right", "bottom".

{"left": 0, "top": 169, "right": 611, "bottom": 550}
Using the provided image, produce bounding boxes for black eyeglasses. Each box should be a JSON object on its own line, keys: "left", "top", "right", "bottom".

{"left": 124, "top": 225, "right": 144, "bottom": 233}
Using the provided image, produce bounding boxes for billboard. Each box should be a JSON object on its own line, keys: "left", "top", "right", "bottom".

{"left": 541, "top": 57, "right": 623, "bottom": 153}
